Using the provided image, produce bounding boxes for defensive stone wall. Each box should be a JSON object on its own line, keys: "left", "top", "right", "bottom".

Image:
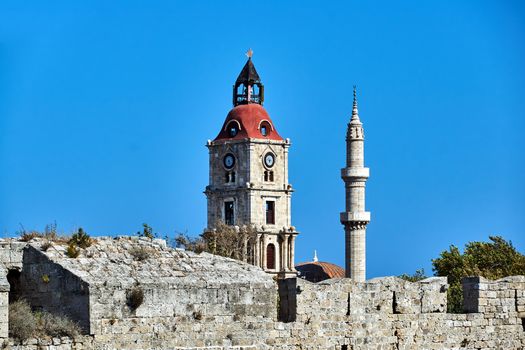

{"left": 288, "top": 276, "right": 525, "bottom": 349}
{"left": 0, "top": 238, "right": 524, "bottom": 349}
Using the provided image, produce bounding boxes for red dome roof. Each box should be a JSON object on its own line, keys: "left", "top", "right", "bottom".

{"left": 214, "top": 104, "right": 283, "bottom": 142}
{"left": 295, "top": 261, "right": 345, "bottom": 283}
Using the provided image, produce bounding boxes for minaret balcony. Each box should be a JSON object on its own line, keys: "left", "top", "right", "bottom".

{"left": 341, "top": 167, "right": 369, "bottom": 179}
{"left": 340, "top": 211, "right": 371, "bottom": 223}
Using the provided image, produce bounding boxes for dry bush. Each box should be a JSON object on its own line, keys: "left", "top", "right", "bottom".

{"left": 129, "top": 246, "right": 151, "bottom": 261}
{"left": 18, "top": 222, "right": 68, "bottom": 243}
{"left": 201, "top": 221, "right": 257, "bottom": 262}
{"left": 19, "top": 231, "right": 42, "bottom": 242}
{"left": 34, "top": 312, "right": 80, "bottom": 338}
{"left": 9, "top": 300, "right": 81, "bottom": 341}
{"left": 175, "top": 221, "right": 257, "bottom": 263}
{"left": 41, "top": 241, "right": 52, "bottom": 251}
{"left": 126, "top": 287, "right": 144, "bottom": 310}
{"left": 9, "top": 300, "right": 36, "bottom": 341}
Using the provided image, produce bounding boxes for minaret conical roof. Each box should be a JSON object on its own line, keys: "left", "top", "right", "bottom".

{"left": 350, "top": 86, "right": 361, "bottom": 125}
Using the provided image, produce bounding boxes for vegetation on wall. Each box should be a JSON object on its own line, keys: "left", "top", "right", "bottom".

{"left": 137, "top": 223, "right": 157, "bottom": 239}
{"left": 126, "top": 286, "right": 145, "bottom": 310}
{"left": 129, "top": 245, "right": 153, "bottom": 261}
{"left": 69, "top": 228, "right": 92, "bottom": 248}
{"left": 16, "top": 223, "right": 93, "bottom": 259}
{"left": 9, "top": 300, "right": 80, "bottom": 341}
{"left": 175, "top": 221, "right": 257, "bottom": 263}
{"left": 18, "top": 222, "right": 61, "bottom": 242}
{"left": 398, "top": 268, "right": 427, "bottom": 282}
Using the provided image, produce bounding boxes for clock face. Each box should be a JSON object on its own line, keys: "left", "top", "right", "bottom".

{"left": 264, "top": 153, "right": 275, "bottom": 168}
{"left": 223, "top": 154, "right": 235, "bottom": 169}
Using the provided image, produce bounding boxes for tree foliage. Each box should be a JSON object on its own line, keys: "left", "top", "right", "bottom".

{"left": 432, "top": 236, "right": 525, "bottom": 313}
{"left": 175, "top": 221, "right": 257, "bottom": 263}
{"left": 398, "top": 268, "right": 427, "bottom": 282}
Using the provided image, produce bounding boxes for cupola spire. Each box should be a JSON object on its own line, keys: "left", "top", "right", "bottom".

{"left": 233, "top": 50, "right": 264, "bottom": 106}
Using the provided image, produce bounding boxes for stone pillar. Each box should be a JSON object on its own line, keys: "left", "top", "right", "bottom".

{"left": 289, "top": 235, "right": 295, "bottom": 271}
{"left": 282, "top": 234, "right": 289, "bottom": 271}
{"left": 262, "top": 234, "right": 268, "bottom": 269}
{"left": 274, "top": 238, "right": 280, "bottom": 271}
{"left": 340, "top": 87, "right": 370, "bottom": 282}
{"left": 255, "top": 233, "right": 261, "bottom": 268}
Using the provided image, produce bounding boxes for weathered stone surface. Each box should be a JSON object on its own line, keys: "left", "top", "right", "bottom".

{"left": 0, "top": 237, "right": 524, "bottom": 349}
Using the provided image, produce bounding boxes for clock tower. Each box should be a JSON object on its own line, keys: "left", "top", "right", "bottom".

{"left": 204, "top": 54, "right": 298, "bottom": 277}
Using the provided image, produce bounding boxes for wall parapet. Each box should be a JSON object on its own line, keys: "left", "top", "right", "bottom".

{"left": 462, "top": 276, "right": 525, "bottom": 316}
{"left": 295, "top": 275, "right": 447, "bottom": 321}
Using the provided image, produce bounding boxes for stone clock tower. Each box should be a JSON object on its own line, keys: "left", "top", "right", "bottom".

{"left": 204, "top": 53, "right": 298, "bottom": 277}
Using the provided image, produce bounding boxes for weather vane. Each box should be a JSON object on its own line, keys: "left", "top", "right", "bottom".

{"left": 246, "top": 48, "right": 253, "bottom": 58}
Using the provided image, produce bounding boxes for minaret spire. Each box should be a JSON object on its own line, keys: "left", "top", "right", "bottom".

{"left": 350, "top": 85, "right": 361, "bottom": 123}
{"left": 340, "top": 86, "right": 370, "bottom": 282}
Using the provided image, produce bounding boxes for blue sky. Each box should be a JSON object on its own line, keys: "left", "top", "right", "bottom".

{"left": 1, "top": 1, "right": 524, "bottom": 278}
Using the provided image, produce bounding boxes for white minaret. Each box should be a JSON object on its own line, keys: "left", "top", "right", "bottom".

{"left": 340, "top": 87, "right": 370, "bottom": 282}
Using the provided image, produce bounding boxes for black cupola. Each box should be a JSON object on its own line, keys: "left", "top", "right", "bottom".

{"left": 233, "top": 50, "right": 264, "bottom": 106}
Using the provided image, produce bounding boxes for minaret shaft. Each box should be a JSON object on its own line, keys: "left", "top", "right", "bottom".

{"left": 340, "top": 87, "right": 370, "bottom": 282}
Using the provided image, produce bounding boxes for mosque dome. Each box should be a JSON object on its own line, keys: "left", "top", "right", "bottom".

{"left": 295, "top": 261, "right": 345, "bottom": 283}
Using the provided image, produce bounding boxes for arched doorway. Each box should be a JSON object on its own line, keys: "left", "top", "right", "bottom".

{"left": 266, "top": 244, "right": 276, "bottom": 269}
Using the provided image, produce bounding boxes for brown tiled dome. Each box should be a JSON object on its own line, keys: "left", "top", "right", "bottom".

{"left": 295, "top": 261, "right": 345, "bottom": 283}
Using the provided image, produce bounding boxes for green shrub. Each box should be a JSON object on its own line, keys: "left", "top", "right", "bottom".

{"left": 398, "top": 268, "right": 427, "bottom": 282}
{"left": 66, "top": 243, "right": 80, "bottom": 258}
{"left": 69, "top": 228, "right": 92, "bottom": 248}
{"left": 137, "top": 223, "right": 156, "bottom": 239}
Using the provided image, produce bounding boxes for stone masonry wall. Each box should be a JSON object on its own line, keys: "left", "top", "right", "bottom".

{"left": 0, "top": 240, "right": 26, "bottom": 271}
{"left": 286, "top": 277, "right": 525, "bottom": 349}
{"left": 3, "top": 239, "right": 525, "bottom": 349}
